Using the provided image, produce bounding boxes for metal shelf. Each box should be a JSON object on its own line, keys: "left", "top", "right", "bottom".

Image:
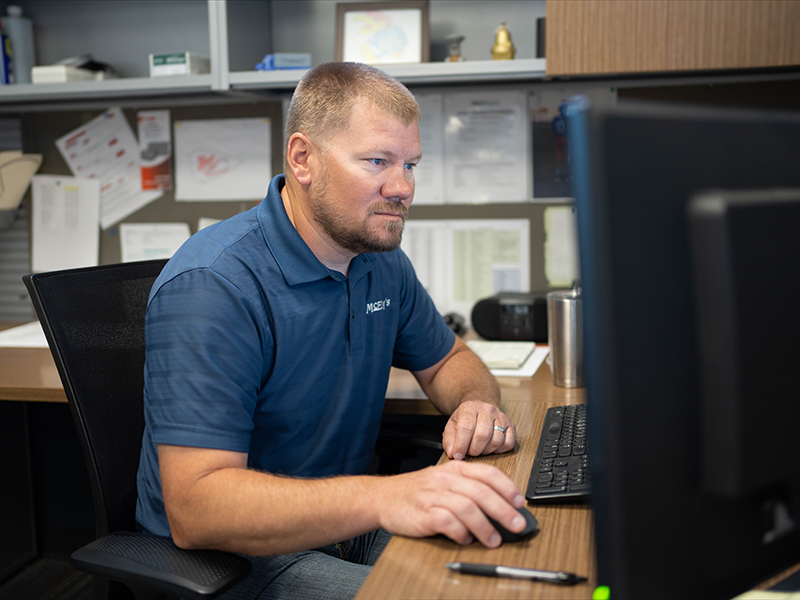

{"left": 0, "top": 75, "right": 217, "bottom": 112}
{"left": 228, "top": 59, "right": 548, "bottom": 91}
{"left": 0, "top": 59, "right": 549, "bottom": 112}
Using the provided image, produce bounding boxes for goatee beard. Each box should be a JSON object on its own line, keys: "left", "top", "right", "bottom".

{"left": 322, "top": 205, "right": 406, "bottom": 254}
{"left": 310, "top": 178, "right": 408, "bottom": 255}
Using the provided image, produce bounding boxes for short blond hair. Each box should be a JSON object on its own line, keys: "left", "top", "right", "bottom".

{"left": 284, "top": 62, "right": 420, "bottom": 170}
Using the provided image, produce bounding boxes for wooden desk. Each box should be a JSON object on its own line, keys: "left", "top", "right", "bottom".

{"left": 358, "top": 362, "right": 594, "bottom": 600}
{"left": 2, "top": 322, "right": 595, "bottom": 597}
{"left": 0, "top": 322, "right": 66, "bottom": 403}
{"left": 7, "top": 320, "right": 797, "bottom": 596}
{"left": 3, "top": 322, "right": 461, "bottom": 412}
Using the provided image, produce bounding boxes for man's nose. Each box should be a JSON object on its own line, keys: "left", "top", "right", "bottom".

{"left": 382, "top": 166, "right": 414, "bottom": 204}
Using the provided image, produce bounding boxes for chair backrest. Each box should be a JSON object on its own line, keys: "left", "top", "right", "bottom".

{"left": 24, "top": 260, "right": 167, "bottom": 537}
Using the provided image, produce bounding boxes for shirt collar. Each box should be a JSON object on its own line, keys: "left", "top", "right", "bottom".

{"left": 258, "top": 175, "right": 374, "bottom": 286}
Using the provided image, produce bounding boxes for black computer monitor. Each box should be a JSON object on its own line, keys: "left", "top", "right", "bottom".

{"left": 566, "top": 97, "right": 800, "bottom": 599}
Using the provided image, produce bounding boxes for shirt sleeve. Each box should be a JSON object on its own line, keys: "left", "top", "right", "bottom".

{"left": 390, "top": 249, "right": 455, "bottom": 372}
{"left": 144, "top": 267, "right": 271, "bottom": 453}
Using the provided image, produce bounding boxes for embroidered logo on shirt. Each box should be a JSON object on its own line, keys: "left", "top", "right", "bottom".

{"left": 366, "top": 298, "right": 391, "bottom": 314}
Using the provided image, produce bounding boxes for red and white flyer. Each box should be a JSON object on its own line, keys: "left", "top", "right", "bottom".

{"left": 55, "top": 107, "right": 162, "bottom": 229}
{"left": 137, "top": 109, "right": 173, "bottom": 191}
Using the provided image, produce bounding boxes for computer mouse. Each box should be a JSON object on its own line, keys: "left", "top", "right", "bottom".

{"left": 488, "top": 506, "right": 539, "bottom": 543}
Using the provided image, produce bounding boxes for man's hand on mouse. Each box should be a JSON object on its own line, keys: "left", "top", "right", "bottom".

{"left": 443, "top": 400, "right": 516, "bottom": 460}
{"left": 374, "top": 461, "right": 526, "bottom": 548}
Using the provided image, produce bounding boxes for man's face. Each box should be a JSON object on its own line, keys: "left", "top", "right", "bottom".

{"left": 307, "top": 99, "right": 421, "bottom": 256}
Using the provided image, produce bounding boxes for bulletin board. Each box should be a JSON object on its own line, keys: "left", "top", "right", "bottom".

{"left": 21, "top": 99, "right": 284, "bottom": 265}
{"left": 20, "top": 95, "right": 573, "bottom": 303}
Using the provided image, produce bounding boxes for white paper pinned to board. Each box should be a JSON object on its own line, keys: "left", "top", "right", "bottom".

{"left": 31, "top": 175, "right": 100, "bottom": 273}
{"left": 119, "top": 222, "right": 191, "bottom": 263}
{"left": 174, "top": 118, "right": 272, "bottom": 201}
{"left": 55, "top": 107, "right": 162, "bottom": 230}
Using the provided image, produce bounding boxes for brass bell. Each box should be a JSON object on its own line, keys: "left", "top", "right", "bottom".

{"left": 491, "top": 22, "right": 516, "bottom": 60}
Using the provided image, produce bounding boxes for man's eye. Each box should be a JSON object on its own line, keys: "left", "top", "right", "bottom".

{"left": 369, "top": 158, "right": 384, "bottom": 166}
{"left": 404, "top": 163, "right": 416, "bottom": 171}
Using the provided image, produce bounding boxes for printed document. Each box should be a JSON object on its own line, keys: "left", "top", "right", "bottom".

{"left": 402, "top": 218, "right": 530, "bottom": 320}
{"left": 55, "top": 107, "right": 162, "bottom": 229}
{"left": 413, "top": 93, "right": 445, "bottom": 205}
{"left": 174, "top": 118, "right": 272, "bottom": 201}
{"left": 119, "top": 222, "right": 191, "bottom": 263}
{"left": 467, "top": 340, "right": 550, "bottom": 377}
{"left": 137, "top": 109, "right": 173, "bottom": 191}
{"left": 544, "top": 206, "right": 580, "bottom": 287}
{"left": 443, "top": 91, "right": 530, "bottom": 203}
{"left": 31, "top": 175, "right": 100, "bottom": 272}
{"left": 467, "top": 340, "right": 536, "bottom": 369}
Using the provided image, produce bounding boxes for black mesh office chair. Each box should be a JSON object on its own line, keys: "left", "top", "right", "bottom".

{"left": 23, "top": 260, "right": 251, "bottom": 600}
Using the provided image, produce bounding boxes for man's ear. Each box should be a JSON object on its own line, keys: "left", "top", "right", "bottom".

{"left": 285, "top": 133, "right": 317, "bottom": 186}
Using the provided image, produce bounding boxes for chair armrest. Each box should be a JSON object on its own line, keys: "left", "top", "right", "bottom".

{"left": 70, "top": 531, "right": 251, "bottom": 600}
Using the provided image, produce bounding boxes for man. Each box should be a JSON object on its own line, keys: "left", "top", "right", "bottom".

{"left": 136, "top": 62, "right": 528, "bottom": 600}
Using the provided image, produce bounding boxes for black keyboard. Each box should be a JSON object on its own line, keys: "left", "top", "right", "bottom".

{"left": 525, "top": 404, "right": 591, "bottom": 502}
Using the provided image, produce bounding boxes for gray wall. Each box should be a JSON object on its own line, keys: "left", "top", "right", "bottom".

{"left": 4, "top": 0, "right": 213, "bottom": 78}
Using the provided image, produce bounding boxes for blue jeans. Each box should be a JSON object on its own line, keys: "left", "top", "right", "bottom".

{"left": 219, "top": 529, "right": 392, "bottom": 600}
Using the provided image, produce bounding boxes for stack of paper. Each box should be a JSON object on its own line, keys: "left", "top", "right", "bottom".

{"left": 32, "top": 65, "right": 115, "bottom": 83}
{"left": 467, "top": 340, "right": 537, "bottom": 369}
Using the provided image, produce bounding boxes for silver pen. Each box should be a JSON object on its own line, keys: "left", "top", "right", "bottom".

{"left": 445, "top": 562, "right": 587, "bottom": 585}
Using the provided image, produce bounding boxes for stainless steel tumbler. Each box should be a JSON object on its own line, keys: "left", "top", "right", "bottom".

{"left": 547, "top": 289, "right": 584, "bottom": 388}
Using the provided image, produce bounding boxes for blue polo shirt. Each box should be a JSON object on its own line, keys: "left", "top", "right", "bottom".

{"left": 136, "top": 174, "right": 455, "bottom": 536}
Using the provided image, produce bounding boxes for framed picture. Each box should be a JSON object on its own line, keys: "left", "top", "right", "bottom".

{"left": 335, "top": 1, "right": 430, "bottom": 65}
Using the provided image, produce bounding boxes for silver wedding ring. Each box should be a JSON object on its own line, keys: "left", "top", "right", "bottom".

{"left": 493, "top": 425, "right": 506, "bottom": 434}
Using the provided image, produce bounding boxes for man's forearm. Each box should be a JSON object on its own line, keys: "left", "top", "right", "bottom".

{"left": 165, "top": 457, "right": 530, "bottom": 555}
{"left": 166, "top": 465, "right": 383, "bottom": 556}
{"left": 420, "top": 338, "right": 501, "bottom": 415}
{"left": 413, "top": 337, "right": 515, "bottom": 459}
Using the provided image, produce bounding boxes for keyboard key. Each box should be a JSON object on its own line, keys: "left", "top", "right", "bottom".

{"left": 568, "top": 483, "right": 592, "bottom": 492}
